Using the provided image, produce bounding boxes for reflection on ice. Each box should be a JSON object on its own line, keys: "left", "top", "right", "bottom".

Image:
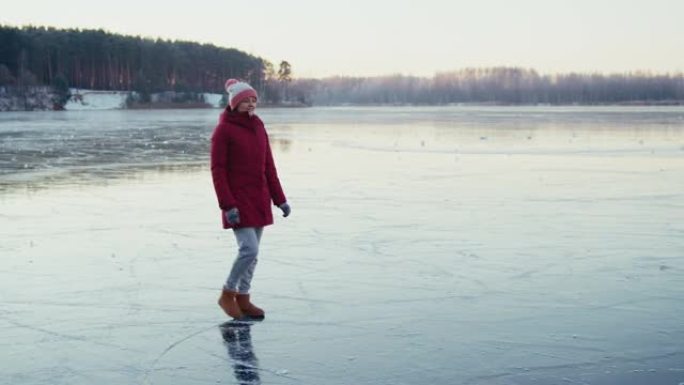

{"left": 1, "top": 107, "right": 683, "bottom": 191}
{"left": 220, "top": 321, "right": 261, "bottom": 385}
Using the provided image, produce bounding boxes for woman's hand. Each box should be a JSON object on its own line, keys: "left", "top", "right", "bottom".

{"left": 279, "top": 202, "right": 291, "bottom": 217}
{"left": 224, "top": 207, "right": 240, "bottom": 225}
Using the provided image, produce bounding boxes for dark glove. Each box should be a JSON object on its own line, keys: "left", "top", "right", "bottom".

{"left": 279, "top": 202, "right": 291, "bottom": 218}
{"left": 224, "top": 207, "right": 240, "bottom": 225}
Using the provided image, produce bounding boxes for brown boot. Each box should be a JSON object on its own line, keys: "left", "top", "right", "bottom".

{"left": 236, "top": 294, "right": 265, "bottom": 319}
{"left": 218, "top": 289, "right": 243, "bottom": 319}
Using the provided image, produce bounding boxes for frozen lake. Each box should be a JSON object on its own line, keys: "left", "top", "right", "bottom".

{"left": 1, "top": 106, "right": 683, "bottom": 384}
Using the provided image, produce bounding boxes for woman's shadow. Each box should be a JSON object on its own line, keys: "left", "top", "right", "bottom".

{"left": 219, "top": 320, "right": 262, "bottom": 385}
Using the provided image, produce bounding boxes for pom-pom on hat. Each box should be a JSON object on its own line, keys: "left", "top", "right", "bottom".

{"left": 224, "top": 79, "right": 258, "bottom": 110}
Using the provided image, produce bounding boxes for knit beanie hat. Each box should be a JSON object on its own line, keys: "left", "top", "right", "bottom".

{"left": 224, "top": 79, "right": 258, "bottom": 110}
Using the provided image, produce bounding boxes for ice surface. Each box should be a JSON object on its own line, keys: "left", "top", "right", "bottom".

{"left": 1, "top": 107, "right": 683, "bottom": 384}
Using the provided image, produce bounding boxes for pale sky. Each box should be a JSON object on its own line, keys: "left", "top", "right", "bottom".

{"left": 2, "top": 0, "right": 683, "bottom": 78}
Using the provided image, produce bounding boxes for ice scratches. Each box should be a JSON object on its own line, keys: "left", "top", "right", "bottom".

{"left": 142, "top": 322, "right": 221, "bottom": 385}
{"left": 263, "top": 292, "right": 344, "bottom": 305}
{"left": 274, "top": 319, "right": 368, "bottom": 331}
{"left": 2, "top": 317, "right": 143, "bottom": 353}
{"left": 470, "top": 297, "right": 664, "bottom": 325}
{"left": 203, "top": 350, "right": 299, "bottom": 381}
{"left": 11, "top": 365, "right": 101, "bottom": 385}
{"left": 334, "top": 141, "right": 677, "bottom": 156}
{"left": 527, "top": 193, "right": 683, "bottom": 203}
{"left": 152, "top": 228, "right": 199, "bottom": 239}
{"left": 367, "top": 293, "right": 463, "bottom": 305}
{"left": 508, "top": 262, "right": 558, "bottom": 279}
{"left": 482, "top": 338, "right": 606, "bottom": 354}
{"left": 1, "top": 299, "right": 196, "bottom": 315}
{"left": 585, "top": 296, "right": 679, "bottom": 311}
{"left": 463, "top": 351, "right": 684, "bottom": 385}
{"left": 530, "top": 167, "right": 655, "bottom": 175}
{"left": 268, "top": 257, "right": 321, "bottom": 272}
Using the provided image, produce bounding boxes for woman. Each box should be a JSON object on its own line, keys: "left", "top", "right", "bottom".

{"left": 210, "top": 79, "right": 291, "bottom": 319}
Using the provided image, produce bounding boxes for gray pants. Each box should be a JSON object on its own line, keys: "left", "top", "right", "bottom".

{"left": 224, "top": 227, "right": 263, "bottom": 294}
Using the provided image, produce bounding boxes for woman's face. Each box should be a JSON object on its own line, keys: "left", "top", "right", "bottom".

{"left": 236, "top": 96, "right": 257, "bottom": 114}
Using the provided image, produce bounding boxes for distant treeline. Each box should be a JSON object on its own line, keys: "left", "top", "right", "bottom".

{"left": 1, "top": 26, "right": 683, "bottom": 107}
{"left": 0, "top": 25, "right": 277, "bottom": 98}
{"left": 290, "top": 69, "right": 684, "bottom": 105}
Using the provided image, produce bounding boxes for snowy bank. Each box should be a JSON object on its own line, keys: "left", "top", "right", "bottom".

{"left": 0, "top": 86, "right": 57, "bottom": 111}
{"left": 203, "top": 93, "right": 224, "bottom": 108}
{"left": 67, "top": 90, "right": 223, "bottom": 110}
{"left": 66, "top": 89, "right": 129, "bottom": 110}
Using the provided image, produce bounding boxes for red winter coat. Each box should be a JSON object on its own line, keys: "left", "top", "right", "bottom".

{"left": 210, "top": 109, "right": 287, "bottom": 229}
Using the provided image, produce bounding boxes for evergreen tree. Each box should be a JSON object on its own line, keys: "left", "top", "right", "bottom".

{"left": 50, "top": 73, "right": 70, "bottom": 109}
{"left": 0, "top": 25, "right": 268, "bottom": 94}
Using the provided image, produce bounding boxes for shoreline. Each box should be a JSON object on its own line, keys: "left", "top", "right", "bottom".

{"left": 3, "top": 86, "right": 684, "bottom": 112}
{"left": 3, "top": 102, "right": 684, "bottom": 112}
{"left": 3, "top": 87, "right": 684, "bottom": 112}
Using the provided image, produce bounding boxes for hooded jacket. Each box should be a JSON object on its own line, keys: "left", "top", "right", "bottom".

{"left": 210, "top": 109, "right": 286, "bottom": 229}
